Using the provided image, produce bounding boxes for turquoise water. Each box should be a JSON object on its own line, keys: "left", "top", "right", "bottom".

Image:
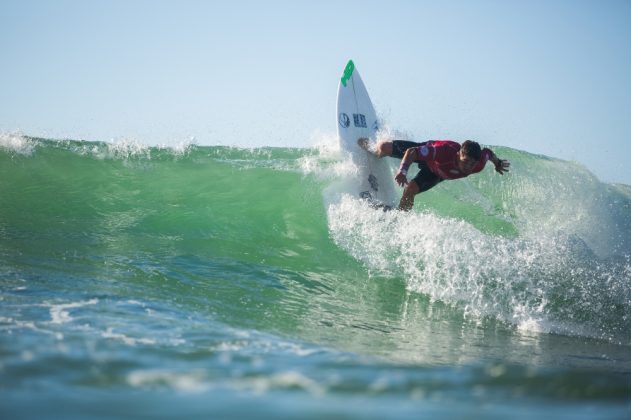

{"left": 1, "top": 134, "right": 630, "bottom": 419}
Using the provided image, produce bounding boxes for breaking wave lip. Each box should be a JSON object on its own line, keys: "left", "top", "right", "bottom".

{"left": 0, "top": 132, "right": 199, "bottom": 160}
{"left": 326, "top": 195, "right": 631, "bottom": 345}
{"left": 0, "top": 132, "right": 36, "bottom": 155}
{"left": 92, "top": 137, "right": 198, "bottom": 160}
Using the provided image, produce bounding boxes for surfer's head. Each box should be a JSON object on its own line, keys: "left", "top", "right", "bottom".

{"left": 458, "top": 140, "right": 482, "bottom": 173}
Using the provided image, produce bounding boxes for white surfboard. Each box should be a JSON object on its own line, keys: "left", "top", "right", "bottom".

{"left": 336, "top": 60, "right": 395, "bottom": 210}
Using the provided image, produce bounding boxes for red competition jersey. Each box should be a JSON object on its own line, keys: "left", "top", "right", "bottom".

{"left": 414, "top": 141, "right": 492, "bottom": 180}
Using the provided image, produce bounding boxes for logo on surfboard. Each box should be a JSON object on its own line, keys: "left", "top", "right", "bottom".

{"left": 338, "top": 113, "right": 350, "bottom": 128}
{"left": 368, "top": 174, "right": 379, "bottom": 191}
{"left": 353, "top": 113, "right": 367, "bottom": 128}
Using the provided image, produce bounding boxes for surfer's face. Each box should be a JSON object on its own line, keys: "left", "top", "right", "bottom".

{"left": 457, "top": 150, "right": 478, "bottom": 173}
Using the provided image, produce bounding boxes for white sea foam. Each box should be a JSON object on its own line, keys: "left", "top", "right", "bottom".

{"left": 70, "top": 137, "right": 196, "bottom": 161}
{"left": 105, "top": 138, "right": 152, "bottom": 159}
{"left": 102, "top": 327, "right": 157, "bottom": 346}
{"left": 298, "top": 132, "right": 360, "bottom": 181}
{"left": 127, "top": 369, "right": 209, "bottom": 393}
{"left": 0, "top": 132, "right": 35, "bottom": 155}
{"left": 156, "top": 137, "right": 197, "bottom": 156}
{"left": 48, "top": 299, "right": 99, "bottom": 324}
{"left": 126, "top": 368, "right": 326, "bottom": 397}
{"left": 234, "top": 371, "right": 326, "bottom": 397}
{"left": 213, "top": 336, "right": 321, "bottom": 358}
{"left": 326, "top": 194, "right": 631, "bottom": 343}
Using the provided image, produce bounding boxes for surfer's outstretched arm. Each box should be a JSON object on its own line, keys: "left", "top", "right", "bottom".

{"left": 484, "top": 148, "right": 510, "bottom": 175}
{"left": 493, "top": 156, "right": 510, "bottom": 175}
{"left": 394, "top": 147, "right": 418, "bottom": 187}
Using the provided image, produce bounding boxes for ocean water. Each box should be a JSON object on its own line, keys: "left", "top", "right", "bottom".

{"left": 1, "top": 133, "right": 630, "bottom": 419}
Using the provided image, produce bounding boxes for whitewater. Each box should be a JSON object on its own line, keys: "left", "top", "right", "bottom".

{"left": 1, "top": 132, "right": 630, "bottom": 419}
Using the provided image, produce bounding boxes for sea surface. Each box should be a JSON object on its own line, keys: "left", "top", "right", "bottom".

{"left": 1, "top": 133, "right": 630, "bottom": 419}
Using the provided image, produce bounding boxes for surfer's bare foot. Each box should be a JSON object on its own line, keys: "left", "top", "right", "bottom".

{"left": 358, "top": 137, "right": 370, "bottom": 151}
{"left": 358, "top": 138, "right": 381, "bottom": 157}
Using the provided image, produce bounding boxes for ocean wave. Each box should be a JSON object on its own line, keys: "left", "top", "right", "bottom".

{"left": 2, "top": 136, "right": 630, "bottom": 344}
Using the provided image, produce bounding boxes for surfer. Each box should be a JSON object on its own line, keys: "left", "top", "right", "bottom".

{"left": 359, "top": 138, "right": 510, "bottom": 211}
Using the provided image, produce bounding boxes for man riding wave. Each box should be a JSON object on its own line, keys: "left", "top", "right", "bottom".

{"left": 359, "top": 138, "right": 510, "bottom": 211}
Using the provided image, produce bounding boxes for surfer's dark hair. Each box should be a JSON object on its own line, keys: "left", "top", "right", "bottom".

{"left": 461, "top": 140, "right": 482, "bottom": 160}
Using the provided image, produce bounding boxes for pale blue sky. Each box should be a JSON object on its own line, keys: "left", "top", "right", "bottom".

{"left": 2, "top": 0, "right": 630, "bottom": 184}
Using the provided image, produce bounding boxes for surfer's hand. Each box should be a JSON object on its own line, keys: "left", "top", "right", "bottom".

{"left": 395, "top": 171, "right": 408, "bottom": 187}
{"left": 494, "top": 159, "right": 510, "bottom": 175}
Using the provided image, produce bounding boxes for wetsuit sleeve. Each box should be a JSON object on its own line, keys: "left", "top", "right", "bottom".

{"left": 481, "top": 148, "right": 492, "bottom": 162}
{"left": 472, "top": 148, "right": 492, "bottom": 173}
